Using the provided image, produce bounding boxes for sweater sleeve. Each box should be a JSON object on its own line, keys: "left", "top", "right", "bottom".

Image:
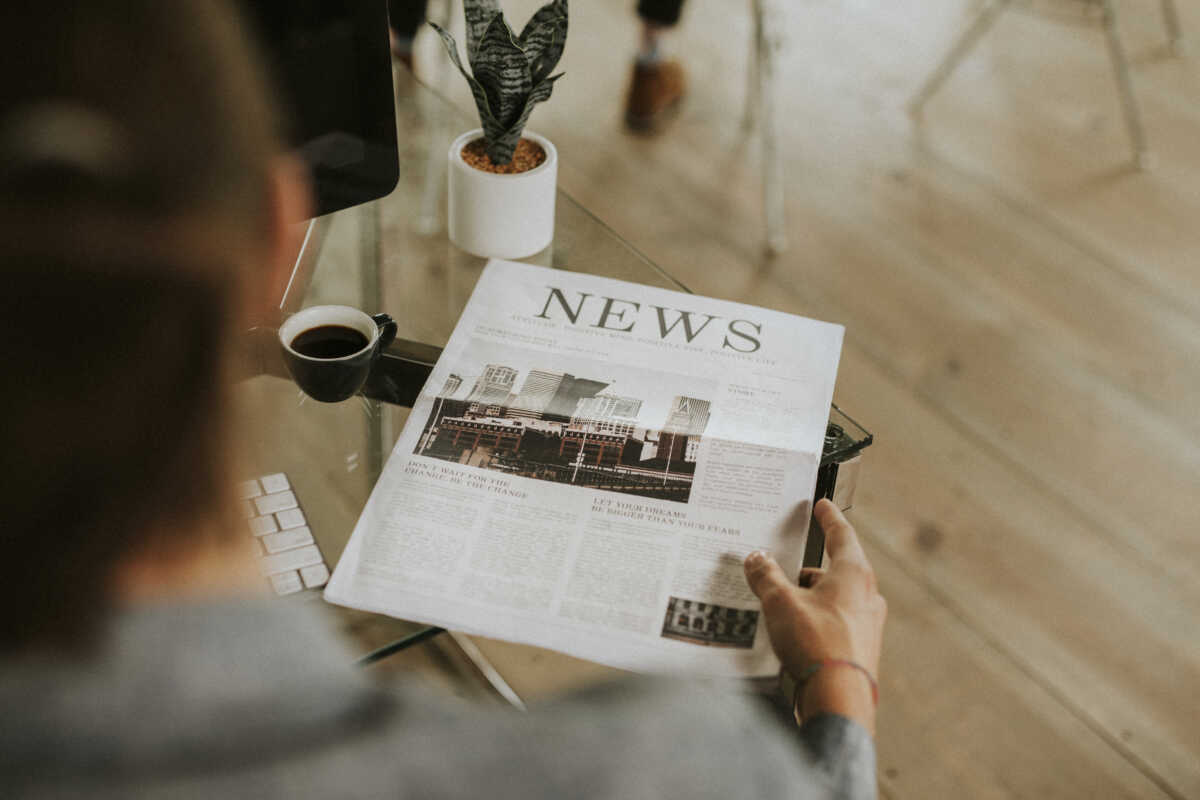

{"left": 797, "top": 713, "right": 878, "bottom": 800}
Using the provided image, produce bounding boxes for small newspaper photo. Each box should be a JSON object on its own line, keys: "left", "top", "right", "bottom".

{"left": 325, "top": 260, "right": 844, "bottom": 678}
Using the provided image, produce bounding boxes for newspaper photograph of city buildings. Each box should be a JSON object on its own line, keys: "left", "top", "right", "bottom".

{"left": 414, "top": 344, "right": 715, "bottom": 503}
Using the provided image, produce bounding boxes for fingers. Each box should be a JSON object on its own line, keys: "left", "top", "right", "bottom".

{"left": 743, "top": 551, "right": 794, "bottom": 607}
{"left": 815, "top": 498, "right": 867, "bottom": 565}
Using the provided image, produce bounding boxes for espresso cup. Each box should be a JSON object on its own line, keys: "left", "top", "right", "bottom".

{"left": 278, "top": 305, "right": 397, "bottom": 402}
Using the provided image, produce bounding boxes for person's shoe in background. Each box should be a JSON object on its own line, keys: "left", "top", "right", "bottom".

{"left": 625, "top": 59, "right": 686, "bottom": 134}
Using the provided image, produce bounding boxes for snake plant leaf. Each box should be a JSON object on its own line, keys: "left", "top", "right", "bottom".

{"left": 485, "top": 72, "right": 562, "bottom": 164}
{"left": 472, "top": 13, "right": 531, "bottom": 131}
{"left": 518, "top": 0, "right": 568, "bottom": 85}
{"left": 429, "top": 22, "right": 502, "bottom": 133}
{"left": 433, "top": 0, "right": 568, "bottom": 165}
{"left": 464, "top": 0, "right": 501, "bottom": 65}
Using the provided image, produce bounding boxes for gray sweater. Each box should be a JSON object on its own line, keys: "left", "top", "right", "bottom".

{"left": 0, "top": 598, "right": 876, "bottom": 799}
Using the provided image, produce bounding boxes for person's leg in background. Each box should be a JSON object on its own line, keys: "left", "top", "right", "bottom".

{"left": 388, "top": 0, "right": 429, "bottom": 70}
{"left": 626, "top": 0, "right": 687, "bottom": 133}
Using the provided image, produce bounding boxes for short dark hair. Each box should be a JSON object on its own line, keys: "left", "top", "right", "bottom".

{"left": 0, "top": 0, "right": 282, "bottom": 650}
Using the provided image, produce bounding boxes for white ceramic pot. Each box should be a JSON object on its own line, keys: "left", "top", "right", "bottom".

{"left": 447, "top": 128, "right": 557, "bottom": 259}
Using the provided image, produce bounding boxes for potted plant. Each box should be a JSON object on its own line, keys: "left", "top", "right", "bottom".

{"left": 431, "top": 0, "right": 567, "bottom": 260}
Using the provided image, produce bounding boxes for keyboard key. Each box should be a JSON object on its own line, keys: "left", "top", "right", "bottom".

{"left": 275, "top": 507, "right": 306, "bottom": 530}
{"left": 300, "top": 563, "right": 329, "bottom": 589}
{"left": 262, "top": 526, "right": 314, "bottom": 554}
{"left": 238, "top": 471, "right": 326, "bottom": 598}
{"left": 254, "top": 490, "right": 297, "bottom": 516}
{"left": 270, "top": 571, "right": 303, "bottom": 595}
{"left": 248, "top": 515, "right": 278, "bottom": 537}
{"left": 260, "top": 473, "right": 290, "bottom": 494}
{"left": 259, "top": 544, "right": 322, "bottom": 576}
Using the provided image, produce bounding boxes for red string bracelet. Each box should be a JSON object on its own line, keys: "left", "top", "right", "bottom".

{"left": 793, "top": 659, "right": 879, "bottom": 719}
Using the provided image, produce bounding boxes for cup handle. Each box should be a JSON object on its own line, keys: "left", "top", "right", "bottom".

{"left": 372, "top": 313, "right": 397, "bottom": 351}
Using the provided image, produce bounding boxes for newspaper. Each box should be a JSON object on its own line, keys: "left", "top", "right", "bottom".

{"left": 325, "top": 260, "right": 843, "bottom": 678}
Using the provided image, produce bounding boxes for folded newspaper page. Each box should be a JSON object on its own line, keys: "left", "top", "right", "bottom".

{"left": 326, "top": 260, "right": 843, "bottom": 678}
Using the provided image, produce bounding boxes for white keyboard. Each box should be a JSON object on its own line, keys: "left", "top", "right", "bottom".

{"left": 237, "top": 472, "right": 331, "bottom": 597}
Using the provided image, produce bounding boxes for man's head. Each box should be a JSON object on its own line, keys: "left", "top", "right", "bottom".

{"left": 0, "top": 0, "right": 308, "bottom": 650}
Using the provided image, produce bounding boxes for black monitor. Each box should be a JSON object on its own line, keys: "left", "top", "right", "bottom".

{"left": 238, "top": 0, "right": 399, "bottom": 218}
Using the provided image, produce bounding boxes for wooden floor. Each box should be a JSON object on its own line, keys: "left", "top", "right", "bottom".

{"left": 411, "top": 0, "right": 1200, "bottom": 797}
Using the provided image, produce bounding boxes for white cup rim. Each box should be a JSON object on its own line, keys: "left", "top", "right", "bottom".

{"left": 279, "top": 305, "right": 378, "bottom": 362}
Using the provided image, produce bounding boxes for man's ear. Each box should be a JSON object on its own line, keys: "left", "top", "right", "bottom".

{"left": 258, "top": 154, "right": 313, "bottom": 320}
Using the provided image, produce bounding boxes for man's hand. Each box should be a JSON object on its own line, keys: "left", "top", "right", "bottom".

{"left": 743, "top": 499, "right": 887, "bottom": 733}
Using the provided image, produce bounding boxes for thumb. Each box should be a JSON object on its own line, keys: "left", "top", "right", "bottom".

{"left": 744, "top": 551, "right": 808, "bottom": 676}
{"left": 744, "top": 550, "right": 793, "bottom": 604}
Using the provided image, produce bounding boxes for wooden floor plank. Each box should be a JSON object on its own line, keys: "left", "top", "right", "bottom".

{"left": 912, "top": 3, "right": 1200, "bottom": 313}
{"left": 868, "top": 159, "right": 1200, "bottom": 441}
{"left": 865, "top": 535, "right": 1174, "bottom": 800}
{"left": 836, "top": 338, "right": 1200, "bottom": 797}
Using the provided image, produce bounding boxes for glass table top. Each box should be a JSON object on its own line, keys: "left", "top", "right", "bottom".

{"left": 239, "top": 69, "right": 870, "bottom": 705}
{"left": 238, "top": 70, "right": 686, "bottom": 705}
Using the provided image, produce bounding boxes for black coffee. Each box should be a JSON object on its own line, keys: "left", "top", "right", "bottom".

{"left": 291, "top": 325, "right": 369, "bottom": 359}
